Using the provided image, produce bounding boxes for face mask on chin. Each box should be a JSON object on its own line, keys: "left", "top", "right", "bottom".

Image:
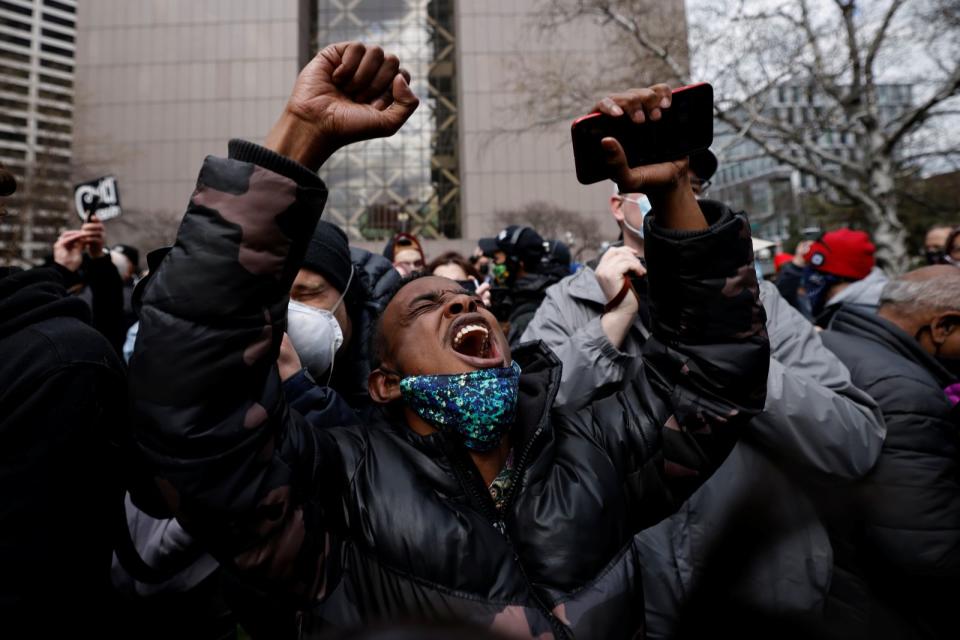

{"left": 286, "top": 270, "right": 352, "bottom": 384}
{"left": 399, "top": 362, "right": 521, "bottom": 452}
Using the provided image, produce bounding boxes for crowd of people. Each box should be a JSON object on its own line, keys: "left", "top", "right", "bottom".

{"left": 1, "top": 41, "right": 959, "bottom": 639}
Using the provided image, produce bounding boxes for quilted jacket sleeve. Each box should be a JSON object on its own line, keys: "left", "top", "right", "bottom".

{"left": 129, "top": 140, "right": 347, "bottom": 600}
{"left": 571, "top": 201, "right": 770, "bottom": 530}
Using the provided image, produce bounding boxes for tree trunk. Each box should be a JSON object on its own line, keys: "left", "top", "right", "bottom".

{"left": 866, "top": 147, "right": 911, "bottom": 273}
{"left": 872, "top": 211, "right": 911, "bottom": 274}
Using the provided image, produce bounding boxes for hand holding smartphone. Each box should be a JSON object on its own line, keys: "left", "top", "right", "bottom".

{"left": 571, "top": 83, "right": 714, "bottom": 185}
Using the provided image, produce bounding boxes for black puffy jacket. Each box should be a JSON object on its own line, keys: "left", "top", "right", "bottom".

{"left": 129, "top": 141, "right": 769, "bottom": 638}
{"left": 821, "top": 306, "right": 960, "bottom": 639}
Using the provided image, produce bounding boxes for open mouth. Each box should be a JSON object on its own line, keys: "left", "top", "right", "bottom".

{"left": 453, "top": 322, "right": 492, "bottom": 359}
{"left": 448, "top": 315, "right": 504, "bottom": 368}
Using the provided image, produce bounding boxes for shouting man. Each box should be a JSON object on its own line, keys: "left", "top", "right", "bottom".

{"left": 129, "top": 42, "right": 769, "bottom": 638}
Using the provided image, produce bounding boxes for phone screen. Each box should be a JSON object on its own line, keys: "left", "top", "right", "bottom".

{"left": 456, "top": 279, "right": 478, "bottom": 293}
{"left": 571, "top": 83, "right": 714, "bottom": 185}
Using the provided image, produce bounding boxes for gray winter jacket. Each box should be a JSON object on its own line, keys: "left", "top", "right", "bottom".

{"left": 522, "top": 272, "right": 886, "bottom": 635}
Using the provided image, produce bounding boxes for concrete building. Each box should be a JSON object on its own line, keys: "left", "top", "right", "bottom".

{"left": 73, "top": 0, "right": 301, "bottom": 254}
{"left": 70, "top": 0, "right": 688, "bottom": 258}
{"left": 0, "top": 0, "right": 76, "bottom": 263}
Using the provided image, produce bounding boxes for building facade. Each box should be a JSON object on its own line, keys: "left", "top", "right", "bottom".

{"left": 711, "top": 82, "right": 914, "bottom": 242}
{"left": 68, "top": 0, "right": 688, "bottom": 260}
{"left": 0, "top": 0, "right": 76, "bottom": 263}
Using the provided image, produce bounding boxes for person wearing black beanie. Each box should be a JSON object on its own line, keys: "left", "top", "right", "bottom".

{"left": 287, "top": 219, "right": 401, "bottom": 410}
{"left": 288, "top": 221, "right": 357, "bottom": 384}
{"left": 302, "top": 220, "right": 354, "bottom": 297}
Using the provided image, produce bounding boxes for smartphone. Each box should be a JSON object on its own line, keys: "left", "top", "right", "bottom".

{"left": 456, "top": 279, "right": 478, "bottom": 293}
{"left": 571, "top": 83, "right": 714, "bottom": 185}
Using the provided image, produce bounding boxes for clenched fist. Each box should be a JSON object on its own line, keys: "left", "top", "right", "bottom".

{"left": 266, "top": 42, "right": 420, "bottom": 170}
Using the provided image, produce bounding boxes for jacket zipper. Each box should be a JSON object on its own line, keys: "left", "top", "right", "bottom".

{"left": 506, "top": 420, "right": 574, "bottom": 639}
{"left": 446, "top": 429, "right": 572, "bottom": 639}
{"left": 504, "top": 427, "right": 574, "bottom": 640}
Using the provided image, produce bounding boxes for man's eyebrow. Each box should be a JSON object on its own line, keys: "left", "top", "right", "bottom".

{"left": 409, "top": 288, "right": 474, "bottom": 304}
{"left": 408, "top": 290, "right": 444, "bottom": 307}
{"left": 291, "top": 282, "right": 324, "bottom": 292}
{"left": 399, "top": 288, "right": 475, "bottom": 326}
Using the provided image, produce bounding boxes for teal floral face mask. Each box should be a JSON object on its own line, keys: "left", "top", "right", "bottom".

{"left": 399, "top": 362, "right": 521, "bottom": 452}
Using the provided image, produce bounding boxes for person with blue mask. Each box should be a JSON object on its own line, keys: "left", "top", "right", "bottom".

{"left": 801, "top": 228, "right": 888, "bottom": 323}
{"left": 129, "top": 41, "right": 769, "bottom": 637}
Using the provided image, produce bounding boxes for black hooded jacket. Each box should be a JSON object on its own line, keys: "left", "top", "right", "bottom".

{"left": 821, "top": 306, "right": 960, "bottom": 638}
{"left": 129, "top": 141, "right": 769, "bottom": 638}
{"left": 0, "top": 266, "right": 126, "bottom": 629}
{"left": 505, "top": 271, "right": 565, "bottom": 347}
{"left": 329, "top": 248, "right": 400, "bottom": 409}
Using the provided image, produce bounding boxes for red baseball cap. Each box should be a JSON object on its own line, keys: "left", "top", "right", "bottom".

{"left": 804, "top": 229, "right": 875, "bottom": 280}
{"left": 774, "top": 253, "right": 794, "bottom": 272}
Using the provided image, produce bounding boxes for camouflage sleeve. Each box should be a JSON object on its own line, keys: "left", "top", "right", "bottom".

{"left": 636, "top": 201, "right": 769, "bottom": 517}
{"left": 129, "top": 140, "right": 344, "bottom": 600}
{"left": 571, "top": 201, "right": 769, "bottom": 530}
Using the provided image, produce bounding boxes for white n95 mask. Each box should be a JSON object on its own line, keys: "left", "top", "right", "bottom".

{"left": 286, "top": 301, "right": 344, "bottom": 383}
{"left": 286, "top": 268, "right": 354, "bottom": 383}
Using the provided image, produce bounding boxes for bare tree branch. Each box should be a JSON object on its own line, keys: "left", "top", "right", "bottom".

{"left": 864, "top": 0, "right": 907, "bottom": 78}
{"left": 716, "top": 106, "right": 874, "bottom": 207}
{"left": 519, "top": 0, "right": 960, "bottom": 269}
{"left": 884, "top": 62, "right": 960, "bottom": 154}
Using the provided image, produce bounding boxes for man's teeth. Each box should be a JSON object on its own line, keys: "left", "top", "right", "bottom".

{"left": 453, "top": 324, "right": 489, "bottom": 347}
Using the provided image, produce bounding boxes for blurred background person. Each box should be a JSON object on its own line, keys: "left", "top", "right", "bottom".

{"left": 776, "top": 238, "right": 815, "bottom": 316}
{"left": 802, "top": 228, "right": 887, "bottom": 322}
{"left": 923, "top": 223, "right": 957, "bottom": 265}
{"left": 427, "top": 251, "right": 491, "bottom": 306}
{"left": 478, "top": 223, "right": 562, "bottom": 345}
{"left": 48, "top": 214, "right": 125, "bottom": 355}
{"left": 0, "top": 162, "right": 126, "bottom": 633}
{"left": 110, "top": 243, "right": 141, "bottom": 334}
{"left": 541, "top": 238, "right": 575, "bottom": 279}
{"left": 943, "top": 226, "right": 960, "bottom": 267}
{"left": 384, "top": 231, "right": 426, "bottom": 277}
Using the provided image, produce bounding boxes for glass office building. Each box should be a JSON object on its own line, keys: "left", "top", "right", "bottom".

{"left": 307, "top": 0, "right": 459, "bottom": 240}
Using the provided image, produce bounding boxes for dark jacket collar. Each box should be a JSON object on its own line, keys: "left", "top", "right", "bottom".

{"left": 826, "top": 304, "right": 955, "bottom": 388}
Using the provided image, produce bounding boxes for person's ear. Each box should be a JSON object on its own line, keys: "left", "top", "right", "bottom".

{"left": 610, "top": 196, "right": 624, "bottom": 222}
{"left": 931, "top": 312, "right": 960, "bottom": 346}
{"left": 369, "top": 368, "right": 402, "bottom": 404}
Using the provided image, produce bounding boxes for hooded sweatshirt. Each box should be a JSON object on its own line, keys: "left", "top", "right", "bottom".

{"left": 0, "top": 266, "right": 126, "bottom": 631}
{"left": 826, "top": 267, "right": 888, "bottom": 312}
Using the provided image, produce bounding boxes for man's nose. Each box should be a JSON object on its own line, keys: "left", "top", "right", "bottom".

{"left": 444, "top": 294, "right": 478, "bottom": 317}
